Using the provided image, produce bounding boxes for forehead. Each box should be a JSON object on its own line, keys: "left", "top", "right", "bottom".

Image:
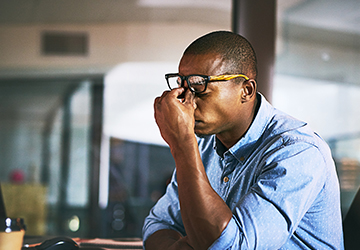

{"left": 179, "top": 53, "right": 227, "bottom": 76}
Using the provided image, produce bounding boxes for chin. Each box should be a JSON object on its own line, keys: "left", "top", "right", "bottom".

{"left": 194, "top": 122, "right": 214, "bottom": 137}
{"left": 195, "top": 132, "right": 206, "bottom": 138}
{"left": 194, "top": 129, "right": 212, "bottom": 138}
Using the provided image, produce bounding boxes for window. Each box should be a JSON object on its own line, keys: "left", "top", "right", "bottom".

{"left": 275, "top": 0, "right": 360, "bottom": 216}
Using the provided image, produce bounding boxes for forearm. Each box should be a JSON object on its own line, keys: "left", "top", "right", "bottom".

{"left": 153, "top": 88, "right": 232, "bottom": 249}
{"left": 145, "top": 229, "right": 193, "bottom": 250}
{"left": 170, "top": 136, "right": 233, "bottom": 250}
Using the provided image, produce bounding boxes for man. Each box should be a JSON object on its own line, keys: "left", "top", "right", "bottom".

{"left": 142, "top": 31, "right": 344, "bottom": 249}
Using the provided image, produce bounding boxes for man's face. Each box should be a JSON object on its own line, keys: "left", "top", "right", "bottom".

{"left": 179, "top": 53, "right": 246, "bottom": 138}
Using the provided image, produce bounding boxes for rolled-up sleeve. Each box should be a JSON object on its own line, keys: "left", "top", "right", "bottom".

{"left": 208, "top": 216, "right": 243, "bottom": 250}
{"left": 142, "top": 171, "right": 185, "bottom": 243}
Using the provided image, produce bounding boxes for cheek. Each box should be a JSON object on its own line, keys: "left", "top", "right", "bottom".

{"left": 196, "top": 92, "right": 240, "bottom": 118}
{"left": 216, "top": 89, "right": 242, "bottom": 110}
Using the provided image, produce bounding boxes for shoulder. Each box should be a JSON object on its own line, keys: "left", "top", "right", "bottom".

{"left": 258, "top": 112, "right": 335, "bottom": 185}
{"left": 269, "top": 110, "right": 329, "bottom": 154}
{"left": 255, "top": 97, "right": 332, "bottom": 167}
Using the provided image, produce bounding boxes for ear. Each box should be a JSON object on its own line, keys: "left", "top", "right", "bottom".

{"left": 240, "top": 79, "right": 257, "bottom": 102}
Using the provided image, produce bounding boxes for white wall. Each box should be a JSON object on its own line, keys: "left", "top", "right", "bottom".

{"left": 0, "top": 22, "right": 227, "bottom": 75}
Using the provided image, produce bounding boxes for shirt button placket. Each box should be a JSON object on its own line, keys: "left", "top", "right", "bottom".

{"left": 223, "top": 176, "right": 230, "bottom": 183}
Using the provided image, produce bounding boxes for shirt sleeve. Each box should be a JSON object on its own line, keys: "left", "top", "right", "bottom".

{"left": 144, "top": 140, "right": 334, "bottom": 249}
{"left": 142, "top": 170, "right": 185, "bottom": 243}
{"left": 208, "top": 216, "right": 242, "bottom": 250}
{"left": 211, "top": 142, "right": 329, "bottom": 249}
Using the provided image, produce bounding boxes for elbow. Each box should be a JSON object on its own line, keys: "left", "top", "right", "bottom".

{"left": 188, "top": 216, "right": 232, "bottom": 250}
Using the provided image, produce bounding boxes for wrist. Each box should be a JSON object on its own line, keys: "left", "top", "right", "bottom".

{"left": 169, "top": 133, "right": 198, "bottom": 158}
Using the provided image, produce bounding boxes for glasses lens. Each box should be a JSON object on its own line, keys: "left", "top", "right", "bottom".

{"left": 188, "top": 75, "right": 206, "bottom": 93}
{"left": 167, "top": 76, "right": 182, "bottom": 90}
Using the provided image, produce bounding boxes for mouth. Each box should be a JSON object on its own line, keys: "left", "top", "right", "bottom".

{"left": 194, "top": 120, "right": 204, "bottom": 131}
{"left": 194, "top": 120, "right": 207, "bottom": 137}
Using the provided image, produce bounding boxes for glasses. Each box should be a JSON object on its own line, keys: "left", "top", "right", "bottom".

{"left": 165, "top": 73, "right": 249, "bottom": 94}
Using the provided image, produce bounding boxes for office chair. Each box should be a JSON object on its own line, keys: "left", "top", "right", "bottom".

{"left": 0, "top": 184, "right": 6, "bottom": 219}
{"left": 343, "top": 187, "right": 360, "bottom": 249}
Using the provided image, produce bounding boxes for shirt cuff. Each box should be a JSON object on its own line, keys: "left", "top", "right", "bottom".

{"left": 208, "top": 216, "right": 240, "bottom": 250}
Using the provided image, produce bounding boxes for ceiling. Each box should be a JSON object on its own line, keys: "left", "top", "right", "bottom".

{"left": 0, "top": 0, "right": 231, "bottom": 26}
{"left": 0, "top": 0, "right": 359, "bottom": 34}
{"left": 1, "top": 0, "right": 358, "bottom": 55}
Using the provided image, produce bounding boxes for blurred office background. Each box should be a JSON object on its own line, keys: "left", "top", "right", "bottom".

{"left": 0, "top": 0, "right": 359, "bottom": 239}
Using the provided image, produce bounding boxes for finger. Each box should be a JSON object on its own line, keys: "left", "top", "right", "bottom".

{"left": 154, "top": 96, "right": 161, "bottom": 107}
{"left": 171, "top": 87, "right": 186, "bottom": 99}
{"left": 154, "top": 90, "right": 171, "bottom": 106}
{"left": 160, "top": 90, "right": 171, "bottom": 99}
{"left": 183, "top": 88, "right": 196, "bottom": 108}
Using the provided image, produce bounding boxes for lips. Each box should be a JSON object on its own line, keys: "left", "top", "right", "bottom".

{"left": 194, "top": 120, "right": 204, "bottom": 128}
{"left": 194, "top": 119, "right": 202, "bottom": 124}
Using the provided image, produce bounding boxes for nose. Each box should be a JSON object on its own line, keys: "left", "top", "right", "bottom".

{"left": 182, "top": 78, "right": 189, "bottom": 89}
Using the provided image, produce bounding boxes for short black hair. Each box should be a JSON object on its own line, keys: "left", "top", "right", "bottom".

{"left": 183, "top": 30, "right": 257, "bottom": 80}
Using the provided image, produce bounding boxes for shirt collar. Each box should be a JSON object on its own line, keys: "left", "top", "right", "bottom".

{"left": 229, "top": 93, "right": 273, "bottom": 160}
{"left": 213, "top": 93, "right": 274, "bottom": 161}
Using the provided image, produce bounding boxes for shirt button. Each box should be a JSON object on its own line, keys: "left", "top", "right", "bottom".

{"left": 223, "top": 176, "right": 229, "bottom": 183}
{"left": 240, "top": 156, "right": 245, "bottom": 161}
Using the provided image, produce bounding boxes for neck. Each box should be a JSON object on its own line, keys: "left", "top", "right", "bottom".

{"left": 217, "top": 95, "right": 259, "bottom": 149}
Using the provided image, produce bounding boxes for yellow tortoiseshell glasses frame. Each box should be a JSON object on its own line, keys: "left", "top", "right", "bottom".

{"left": 165, "top": 73, "right": 249, "bottom": 94}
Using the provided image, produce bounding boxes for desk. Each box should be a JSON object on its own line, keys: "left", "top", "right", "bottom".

{"left": 23, "top": 236, "right": 143, "bottom": 250}
{"left": 77, "top": 238, "right": 143, "bottom": 249}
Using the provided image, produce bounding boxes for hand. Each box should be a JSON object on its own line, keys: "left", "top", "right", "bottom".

{"left": 154, "top": 87, "right": 196, "bottom": 147}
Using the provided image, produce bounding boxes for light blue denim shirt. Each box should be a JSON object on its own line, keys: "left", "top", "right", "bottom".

{"left": 143, "top": 93, "right": 344, "bottom": 249}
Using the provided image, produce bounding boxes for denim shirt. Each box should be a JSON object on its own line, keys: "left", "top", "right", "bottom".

{"left": 143, "top": 93, "right": 344, "bottom": 249}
